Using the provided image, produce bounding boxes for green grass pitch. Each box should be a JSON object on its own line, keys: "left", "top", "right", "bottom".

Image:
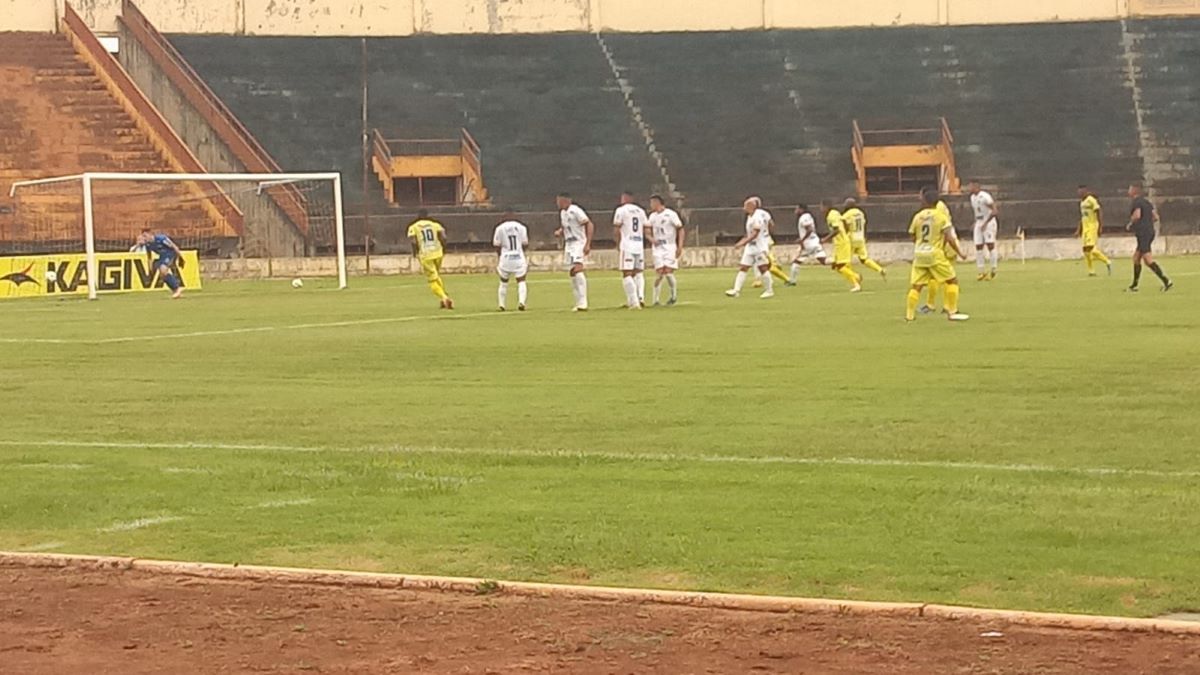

{"left": 3, "top": 258, "right": 1199, "bottom": 617}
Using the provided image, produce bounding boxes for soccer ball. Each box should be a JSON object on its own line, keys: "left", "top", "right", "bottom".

{"left": 291, "top": 278, "right": 304, "bottom": 289}
{"left": 45, "top": 270, "right": 58, "bottom": 284}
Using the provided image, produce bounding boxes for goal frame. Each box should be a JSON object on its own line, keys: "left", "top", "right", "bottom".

{"left": 8, "top": 171, "right": 347, "bottom": 299}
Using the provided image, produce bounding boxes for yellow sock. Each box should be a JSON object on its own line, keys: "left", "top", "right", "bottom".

{"left": 429, "top": 277, "right": 447, "bottom": 300}
{"left": 906, "top": 289, "right": 920, "bottom": 320}
{"left": 926, "top": 280, "right": 940, "bottom": 308}
{"left": 862, "top": 258, "right": 884, "bottom": 274}
{"left": 837, "top": 266, "right": 859, "bottom": 286}
{"left": 770, "top": 263, "right": 790, "bottom": 283}
{"left": 945, "top": 283, "right": 960, "bottom": 314}
{"left": 1084, "top": 250, "right": 1095, "bottom": 274}
{"left": 1092, "top": 249, "right": 1110, "bottom": 265}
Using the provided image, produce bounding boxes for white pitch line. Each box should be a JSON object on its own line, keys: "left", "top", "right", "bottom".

{"left": 97, "top": 515, "right": 183, "bottom": 533}
{"left": 15, "top": 462, "right": 89, "bottom": 470}
{"left": 25, "top": 542, "right": 65, "bottom": 552}
{"left": 250, "top": 498, "right": 315, "bottom": 509}
{"left": 5, "top": 439, "right": 1199, "bottom": 481}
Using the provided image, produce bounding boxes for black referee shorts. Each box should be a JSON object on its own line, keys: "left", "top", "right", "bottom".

{"left": 1136, "top": 230, "right": 1156, "bottom": 254}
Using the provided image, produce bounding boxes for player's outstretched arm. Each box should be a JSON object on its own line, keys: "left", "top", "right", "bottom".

{"left": 945, "top": 230, "right": 967, "bottom": 261}
{"left": 1097, "top": 205, "right": 1104, "bottom": 235}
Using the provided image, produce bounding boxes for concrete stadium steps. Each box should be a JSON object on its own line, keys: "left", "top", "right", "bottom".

{"left": 0, "top": 32, "right": 226, "bottom": 250}
{"left": 1127, "top": 18, "right": 1200, "bottom": 200}
{"left": 172, "top": 34, "right": 662, "bottom": 215}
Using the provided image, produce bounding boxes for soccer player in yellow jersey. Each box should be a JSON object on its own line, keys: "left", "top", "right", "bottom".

{"left": 821, "top": 200, "right": 862, "bottom": 292}
{"left": 920, "top": 196, "right": 956, "bottom": 314}
{"left": 1076, "top": 185, "right": 1112, "bottom": 276}
{"left": 407, "top": 210, "right": 454, "bottom": 309}
{"left": 842, "top": 198, "right": 886, "bottom": 279}
{"left": 907, "top": 188, "right": 969, "bottom": 322}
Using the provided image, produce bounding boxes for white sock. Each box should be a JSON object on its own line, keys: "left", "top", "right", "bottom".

{"left": 990, "top": 249, "right": 999, "bottom": 271}
{"left": 622, "top": 276, "right": 638, "bottom": 307}
{"left": 733, "top": 270, "right": 747, "bottom": 292}
{"left": 666, "top": 273, "right": 677, "bottom": 300}
{"left": 518, "top": 281, "right": 527, "bottom": 306}
{"left": 575, "top": 273, "right": 588, "bottom": 308}
{"left": 498, "top": 280, "right": 508, "bottom": 308}
{"left": 790, "top": 262, "right": 801, "bottom": 283}
{"left": 762, "top": 271, "right": 774, "bottom": 293}
{"left": 652, "top": 276, "right": 663, "bottom": 303}
{"left": 634, "top": 272, "right": 645, "bottom": 304}
{"left": 975, "top": 250, "right": 986, "bottom": 272}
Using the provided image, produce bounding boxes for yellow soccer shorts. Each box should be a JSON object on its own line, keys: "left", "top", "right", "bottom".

{"left": 833, "top": 240, "right": 853, "bottom": 266}
{"left": 910, "top": 258, "right": 957, "bottom": 286}
{"left": 1081, "top": 226, "right": 1099, "bottom": 249}
{"left": 420, "top": 254, "right": 444, "bottom": 280}
{"left": 851, "top": 239, "right": 870, "bottom": 259}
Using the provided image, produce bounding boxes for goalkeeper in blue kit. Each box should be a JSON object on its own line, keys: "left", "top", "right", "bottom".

{"left": 136, "top": 229, "right": 186, "bottom": 298}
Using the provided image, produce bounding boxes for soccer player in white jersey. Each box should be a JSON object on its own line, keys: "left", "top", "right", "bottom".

{"left": 613, "top": 191, "right": 649, "bottom": 309}
{"left": 648, "top": 194, "right": 684, "bottom": 306}
{"left": 493, "top": 209, "right": 529, "bottom": 311}
{"left": 554, "top": 192, "right": 593, "bottom": 311}
{"left": 969, "top": 180, "right": 999, "bottom": 280}
{"left": 788, "top": 203, "right": 826, "bottom": 283}
{"left": 725, "top": 196, "right": 774, "bottom": 299}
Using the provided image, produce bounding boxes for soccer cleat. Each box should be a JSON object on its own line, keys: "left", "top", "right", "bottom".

{"left": 880, "top": 268, "right": 888, "bottom": 281}
{"left": 498, "top": 306, "right": 506, "bottom": 312}
{"left": 850, "top": 285, "right": 862, "bottom": 293}
{"left": 725, "top": 289, "right": 740, "bottom": 298}
{"left": 1127, "top": 285, "right": 1139, "bottom": 293}
{"left": 989, "top": 270, "right": 997, "bottom": 280}
{"left": 444, "top": 298, "right": 454, "bottom": 310}
{"left": 1106, "top": 262, "right": 1113, "bottom": 276}
{"left": 947, "top": 312, "right": 970, "bottom": 321}
{"left": 1088, "top": 272, "right": 1098, "bottom": 277}
{"left": 171, "top": 288, "right": 184, "bottom": 299}
{"left": 1163, "top": 280, "right": 1175, "bottom": 292}
{"left": 977, "top": 273, "right": 987, "bottom": 281}
{"left": 759, "top": 290, "right": 775, "bottom": 299}
{"left": 572, "top": 305, "right": 589, "bottom": 312}
{"left": 785, "top": 281, "right": 797, "bottom": 287}
{"left": 667, "top": 297, "right": 677, "bottom": 306}
{"left": 918, "top": 305, "right": 933, "bottom": 315}
{"left": 652, "top": 300, "right": 661, "bottom": 307}
{"left": 752, "top": 279, "right": 763, "bottom": 288}
{"left": 628, "top": 304, "right": 643, "bottom": 310}
{"left": 518, "top": 304, "right": 526, "bottom": 311}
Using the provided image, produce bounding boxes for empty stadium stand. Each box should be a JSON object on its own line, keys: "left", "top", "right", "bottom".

{"left": 0, "top": 28, "right": 238, "bottom": 255}
{"left": 172, "top": 34, "right": 663, "bottom": 217}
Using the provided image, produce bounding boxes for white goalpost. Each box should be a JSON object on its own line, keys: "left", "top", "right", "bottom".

{"left": 7, "top": 171, "right": 347, "bottom": 300}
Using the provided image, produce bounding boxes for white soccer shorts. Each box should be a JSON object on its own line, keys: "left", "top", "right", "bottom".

{"left": 973, "top": 220, "right": 998, "bottom": 246}
{"left": 652, "top": 246, "right": 679, "bottom": 271}
{"left": 563, "top": 242, "right": 586, "bottom": 267}
{"left": 497, "top": 259, "right": 528, "bottom": 281}
{"left": 620, "top": 250, "right": 645, "bottom": 272}
{"left": 794, "top": 239, "right": 825, "bottom": 261}
{"left": 740, "top": 247, "right": 769, "bottom": 268}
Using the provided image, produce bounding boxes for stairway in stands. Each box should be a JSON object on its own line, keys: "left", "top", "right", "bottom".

{"left": 0, "top": 32, "right": 228, "bottom": 254}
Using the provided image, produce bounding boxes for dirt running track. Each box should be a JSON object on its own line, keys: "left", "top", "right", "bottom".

{"left": 1, "top": 566, "right": 1198, "bottom": 674}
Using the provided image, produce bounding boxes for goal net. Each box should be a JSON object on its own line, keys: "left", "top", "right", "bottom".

{"left": 5, "top": 172, "right": 346, "bottom": 299}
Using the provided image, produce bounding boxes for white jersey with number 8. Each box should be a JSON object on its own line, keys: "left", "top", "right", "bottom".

{"left": 613, "top": 203, "right": 648, "bottom": 254}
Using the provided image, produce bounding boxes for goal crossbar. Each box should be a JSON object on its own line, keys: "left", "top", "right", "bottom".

{"left": 8, "top": 172, "right": 347, "bottom": 299}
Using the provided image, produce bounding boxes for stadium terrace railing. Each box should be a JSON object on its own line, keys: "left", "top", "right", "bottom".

{"left": 118, "top": 0, "right": 309, "bottom": 237}
{"left": 372, "top": 128, "right": 487, "bottom": 206}
{"left": 62, "top": 3, "right": 243, "bottom": 236}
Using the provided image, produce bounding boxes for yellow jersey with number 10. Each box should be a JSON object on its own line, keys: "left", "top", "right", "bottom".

{"left": 408, "top": 219, "right": 445, "bottom": 259}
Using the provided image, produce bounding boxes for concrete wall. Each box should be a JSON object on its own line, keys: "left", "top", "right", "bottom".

{"left": 200, "top": 234, "right": 1200, "bottom": 280}
{"left": 8, "top": 0, "right": 1196, "bottom": 35}
{"left": 116, "top": 22, "right": 305, "bottom": 257}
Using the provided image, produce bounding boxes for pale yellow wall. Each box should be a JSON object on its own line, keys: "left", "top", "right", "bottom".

{"left": 1129, "top": 0, "right": 1200, "bottom": 15}
{"left": 0, "top": 0, "right": 58, "bottom": 31}
{"left": 769, "top": 0, "right": 941, "bottom": 28}
{"left": 949, "top": 0, "right": 1120, "bottom": 24}
{"left": 600, "top": 0, "right": 762, "bottom": 31}
{"left": 3, "top": 0, "right": 1198, "bottom": 37}
{"left": 244, "top": 0, "right": 412, "bottom": 36}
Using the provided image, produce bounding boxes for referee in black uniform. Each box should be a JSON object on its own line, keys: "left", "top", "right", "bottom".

{"left": 1125, "top": 182, "right": 1173, "bottom": 292}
